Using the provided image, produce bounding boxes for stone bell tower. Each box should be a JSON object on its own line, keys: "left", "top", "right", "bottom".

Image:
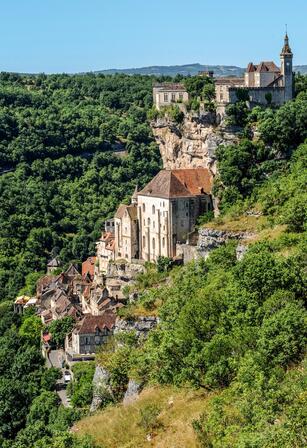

{"left": 280, "top": 33, "right": 293, "bottom": 102}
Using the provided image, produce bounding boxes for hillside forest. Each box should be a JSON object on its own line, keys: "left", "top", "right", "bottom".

{"left": 0, "top": 72, "right": 306, "bottom": 447}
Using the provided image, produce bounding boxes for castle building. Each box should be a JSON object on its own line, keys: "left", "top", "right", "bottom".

{"left": 153, "top": 83, "right": 189, "bottom": 110}
{"left": 215, "top": 34, "right": 293, "bottom": 110}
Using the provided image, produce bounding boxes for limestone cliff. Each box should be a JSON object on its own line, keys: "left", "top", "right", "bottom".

{"left": 151, "top": 111, "right": 240, "bottom": 174}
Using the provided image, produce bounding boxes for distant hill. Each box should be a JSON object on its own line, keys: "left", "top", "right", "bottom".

{"left": 95, "top": 63, "right": 307, "bottom": 77}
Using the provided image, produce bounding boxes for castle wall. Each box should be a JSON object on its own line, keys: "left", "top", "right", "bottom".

{"left": 229, "top": 87, "right": 285, "bottom": 106}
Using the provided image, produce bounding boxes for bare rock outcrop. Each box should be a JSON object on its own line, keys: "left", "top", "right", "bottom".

{"left": 151, "top": 112, "right": 239, "bottom": 173}
{"left": 90, "top": 366, "right": 113, "bottom": 413}
{"left": 123, "top": 379, "right": 142, "bottom": 405}
{"left": 114, "top": 316, "right": 159, "bottom": 339}
{"left": 197, "top": 228, "right": 254, "bottom": 259}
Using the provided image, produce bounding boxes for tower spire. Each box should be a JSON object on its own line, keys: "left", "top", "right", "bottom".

{"left": 281, "top": 30, "right": 292, "bottom": 55}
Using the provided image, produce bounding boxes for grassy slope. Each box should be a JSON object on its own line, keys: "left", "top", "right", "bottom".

{"left": 74, "top": 386, "right": 212, "bottom": 448}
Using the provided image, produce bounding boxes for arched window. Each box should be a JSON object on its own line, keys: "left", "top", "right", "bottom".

{"left": 152, "top": 205, "right": 155, "bottom": 214}
{"left": 147, "top": 217, "right": 151, "bottom": 226}
{"left": 143, "top": 235, "right": 146, "bottom": 248}
{"left": 152, "top": 238, "right": 155, "bottom": 251}
{"left": 142, "top": 203, "right": 145, "bottom": 212}
{"left": 162, "top": 237, "right": 165, "bottom": 248}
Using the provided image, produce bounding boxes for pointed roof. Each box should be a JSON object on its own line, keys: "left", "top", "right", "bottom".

{"left": 138, "top": 168, "right": 212, "bottom": 199}
{"left": 114, "top": 204, "right": 137, "bottom": 220}
{"left": 281, "top": 33, "right": 292, "bottom": 56}
{"left": 47, "top": 257, "right": 61, "bottom": 268}
{"left": 255, "top": 61, "right": 280, "bottom": 73}
{"left": 75, "top": 311, "right": 116, "bottom": 334}
{"left": 131, "top": 185, "right": 138, "bottom": 203}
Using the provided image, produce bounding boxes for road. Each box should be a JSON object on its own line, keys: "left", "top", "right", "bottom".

{"left": 47, "top": 349, "right": 72, "bottom": 407}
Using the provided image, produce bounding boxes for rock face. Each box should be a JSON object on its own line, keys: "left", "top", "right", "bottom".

{"left": 197, "top": 228, "right": 254, "bottom": 259}
{"left": 90, "top": 366, "right": 113, "bottom": 413}
{"left": 123, "top": 379, "right": 141, "bottom": 405}
{"left": 151, "top": 112, "right": 239, "bottom": 173}
{"left": 114, "top": 316, "right": 159, "bottom": 339}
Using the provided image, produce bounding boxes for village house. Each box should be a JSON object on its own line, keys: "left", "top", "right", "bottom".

{"left": 153, "top": 83, "right": 189, "bottom": 110}
{"left": 65, "top": 311, "right": 116, "bottom": 362}
{"left": 96, "top": 231, "right": 115, "bottom": 276}
{"left": 14, "top": 295, "right": 37, "bottom": 314}
{"left": 215, "top": 34, "right": 293, "bottom": 112}
{"left": 46, "top": 256, "right": 61, "bottom": 274}
{"left": 114, "top": 188, "right": 139, "bottom": 262}
{"left": 82, "top": 256, "right": 97, "bottom": 281}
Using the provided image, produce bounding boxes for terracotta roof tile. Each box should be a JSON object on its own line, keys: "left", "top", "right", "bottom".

{"left": 138, "top": 168, "right": 212, "bottom": 199}
{"left": 82, "top": 257, "right": 97, "bottom": 278}
{"left": 76, "top": 311, "right": 116, "bottom": 334}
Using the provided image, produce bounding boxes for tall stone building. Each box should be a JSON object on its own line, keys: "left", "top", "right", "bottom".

{"left": 98, "top": 168, "right": 213, "bottom": 266}
{"left": 215, "top": 34, "right": 293, "bottom": 111}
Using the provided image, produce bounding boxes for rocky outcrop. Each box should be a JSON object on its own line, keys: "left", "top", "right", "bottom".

{"left": 123, "top": 379, "right": 142, "bottom": 405}
{"left": 197, "top": 228, "right": 254, "bottom": 259}
{"left": 90, "top": 366, "right": 113, "bottom": 413}
{"left": 114, "top": 316, "right": 159, "bottom": 339}
{"left": 151, "top": 112, "right": 239, "bottom": 173}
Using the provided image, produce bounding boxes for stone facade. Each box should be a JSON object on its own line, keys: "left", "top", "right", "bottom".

{"left": 215, "top": 34, "right": 294, "bottom": 110}
{"left": 153, "top": 83, "right": 189, "bottom": 110}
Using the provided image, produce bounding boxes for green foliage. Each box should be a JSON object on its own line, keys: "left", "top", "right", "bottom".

{"left": 0, "top": 73, "right": 161, "bottom": 301}
{"left": 47, "top": 316, "right": 75, "bottom": 348}
{"left": 166, "top": 104, "right": 184, "bottom": 123}
{"left": 226, "top": 101, "right": 249, "bottom": 127}
{"left": 184, "top": 76, "right": 214, "bottom": 101}
{"left": 156, "top": 256, "right": 173, "bottom": 273}
{"left": 19, "top": 314, "right": 43, "bottom": 345}
{"left": 67, "top": 362, "right": 95, "bottom": 408}
{"left": 138, "top": 404, "right": 161, "bottom": 431}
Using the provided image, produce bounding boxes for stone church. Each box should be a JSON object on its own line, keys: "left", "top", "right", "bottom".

{"left": 109, "top": 168, "right": 213, "bottom": 263}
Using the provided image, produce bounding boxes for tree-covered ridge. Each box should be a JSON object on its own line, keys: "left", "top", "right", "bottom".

{"left": 0, "top": 73, "right": 161, "bottom": 301}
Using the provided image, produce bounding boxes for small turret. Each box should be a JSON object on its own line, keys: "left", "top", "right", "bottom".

{"left": 131, "top": 185, "right": 138, "bottom": 204}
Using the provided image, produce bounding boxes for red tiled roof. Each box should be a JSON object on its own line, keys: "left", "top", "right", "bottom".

{"left": 75, "top": 311, "right": 116, "bottom": 334}
{"left": 82, "top": 257, "right": 96, "bottom": 279}
{"left": 138, "top": 168, "right": 212, "bottom": 199}
{"left": 255, "top": 61, "right": 280, "bottom": 73}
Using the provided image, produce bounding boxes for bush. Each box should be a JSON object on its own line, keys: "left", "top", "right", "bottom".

{"left": 138, "top": 404, "right": 161, "bottom": 431}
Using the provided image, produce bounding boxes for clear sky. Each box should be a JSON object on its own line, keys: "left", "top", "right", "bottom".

{"left": 1, "top": 0, "right": 306, "bottom": 73}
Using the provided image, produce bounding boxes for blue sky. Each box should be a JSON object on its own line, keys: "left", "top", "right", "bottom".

{"left": 1, "top": 0, "right": 306, "bottom": 73}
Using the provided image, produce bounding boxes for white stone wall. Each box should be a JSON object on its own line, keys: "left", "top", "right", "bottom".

{"left": 137, "top": 195, "right": 171, "bottom": 261}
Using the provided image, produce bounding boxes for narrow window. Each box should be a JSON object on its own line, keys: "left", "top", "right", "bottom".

{"left": 143, "top": 235, "right": 146, "bottom": 248}
{"left": 152, "top": 205, "right": 155, "bottom": 214}
{"left": 164, "top": 93, "right": 168, "bottom": 102}
{"left": 142, "top": 203, "right": 145, "bottom": 212}
{"left": 152, "top": 238, "right": 155, "bottom": 251}
{"left": 162, "top": 237, "right": 165, "bottom": 248}
{"left": 147, "top": 217, "right": 151, "bottom": 226}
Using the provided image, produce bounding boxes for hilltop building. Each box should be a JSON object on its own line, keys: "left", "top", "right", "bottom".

{"left": 215, "top": 34, "right": 293, "bottom": 110}
{"left": 153, "top": 83, "right": 189, "bottom": 110}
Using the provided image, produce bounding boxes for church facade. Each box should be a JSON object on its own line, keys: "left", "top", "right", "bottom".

{"left": 101, "top": 168, "right": 213, "bottom": 265}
